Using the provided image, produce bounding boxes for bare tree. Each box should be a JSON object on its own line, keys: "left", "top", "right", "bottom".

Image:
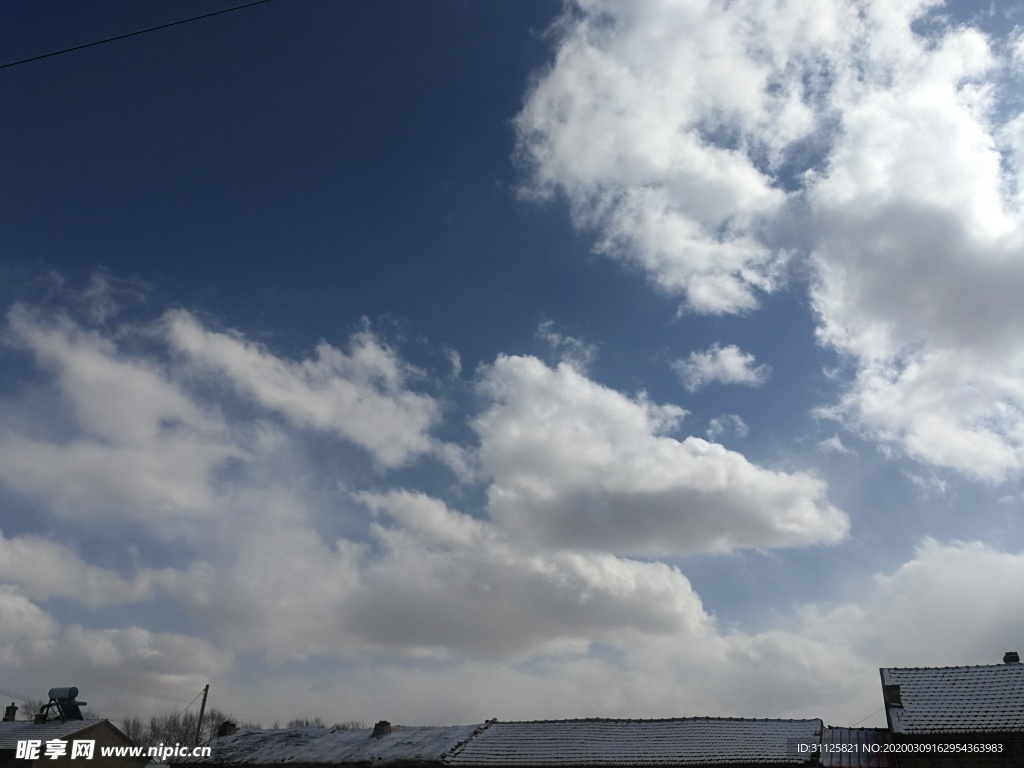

{"left": 120, "top": 715, "right": 146, "bottom": 745}
{"left": 16, "top": 699, "right": 44, "bottom": 721}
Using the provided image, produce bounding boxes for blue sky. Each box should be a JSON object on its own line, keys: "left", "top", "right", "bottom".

{"left": 2, "top": 0, "right": 1024, "bottom": 729}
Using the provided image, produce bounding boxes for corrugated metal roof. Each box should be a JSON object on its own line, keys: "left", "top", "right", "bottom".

{"left": 0, "top": 719, "right": 109, "bottom": 750}
{"left": 176, "top": 724, "right": 483, "bottom": 765}
{"left": 880, "top": 662, "right": 1024, "bottom": 734}
{"left": 443, "top": 718, "right": 822, "bottom": 766}
{"left": 817, "top": 728, "right": 891, "bottom": 768}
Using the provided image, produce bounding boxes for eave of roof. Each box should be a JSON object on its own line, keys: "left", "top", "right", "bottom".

{"left": 175, "top": 724, "right": 483, "bottom": 766}
{"left": 0, "top": 719, "right": 112, "bottom": 750}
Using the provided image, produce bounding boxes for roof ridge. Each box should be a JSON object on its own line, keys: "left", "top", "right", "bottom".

{"left": 487, "top": 716, "right": 822, "bottom": 724}
{"left": 881, "top": 663, "right": 1024, "bottom": 671}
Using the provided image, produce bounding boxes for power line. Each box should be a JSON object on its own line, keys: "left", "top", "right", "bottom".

{"left": 0, "top": 0, "right": 272, "bottom": 70}
{"left": 849, "top": 706, "right": 884, "bottom": 727}
{"left": 175, "top": 687, "right": 207, "bottom": 719}
{"left": 0, "top": 688, "right": 34, "bottom": 702}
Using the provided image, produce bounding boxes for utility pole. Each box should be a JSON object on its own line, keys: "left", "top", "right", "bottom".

{"left": 192, "top": 685, "right": 210, "bottom": 749}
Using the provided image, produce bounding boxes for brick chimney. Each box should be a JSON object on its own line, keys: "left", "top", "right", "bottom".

{"left": 1004, "top": 651, "right": 1020, "bottom": 664}
{"left": 2, "top": 704, "right": 17, "bottom": 722}
{"left": 371, "top": 721, "right": 392, "bottom": 738}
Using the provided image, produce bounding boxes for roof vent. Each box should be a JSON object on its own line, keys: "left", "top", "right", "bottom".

{"left": 371, "top": 721, "right": 392, "bottom": 738}
{"left": 1004, "top": 651, "right": 1020, "bottom": 664}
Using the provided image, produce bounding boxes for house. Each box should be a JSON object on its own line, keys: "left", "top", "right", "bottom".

{"left": 443, "top": 717, "right": 823, "bottom": 767}
{"left": 173, "top": 717, "right": 824, "bottom": 768}
{"left": 170, "top": 652, "right": 1024, "bottom": 768}
{"left": 879, "top": 652, "right": 1024, "bottom": 767}
{"left": 0, "top": 718, "right": 148, "bottom": 768}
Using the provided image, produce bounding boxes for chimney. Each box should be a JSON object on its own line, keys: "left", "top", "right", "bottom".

{"left": 3, "top": 704, "right": 17, "bottom": 722}
{"left": 1004, "top": 651, "right": 1020, "bottom": 664}
{"left": 217, "top": 721, "right": 238, "bottom": 738}
{"left": 371, "top": 721, "right": 392, "bottom": 738}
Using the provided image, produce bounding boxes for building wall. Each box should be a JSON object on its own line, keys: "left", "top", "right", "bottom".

{"left": 2, "top": 721, "right": 149, "bottom": 768}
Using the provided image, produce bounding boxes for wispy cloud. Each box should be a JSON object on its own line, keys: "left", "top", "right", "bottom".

{"left": 707, "top": 414, "right": 749, "bottom": 441}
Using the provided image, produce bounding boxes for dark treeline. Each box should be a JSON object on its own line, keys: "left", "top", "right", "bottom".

{"left": 120, "top": 710, "right": 366, "bottom": 747}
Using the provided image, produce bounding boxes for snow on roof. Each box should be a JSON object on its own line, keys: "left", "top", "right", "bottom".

{"left": 443, "top": 718, "right": 823, "bottom": 766}
{"left": 0, "top": 719, "right": 111, "bottom": 750}
{"left": 880, "top": 662, "right": 1024, "bottom": 734}
{"left": 176, "top": 724, "right": 483, "bottom": 766}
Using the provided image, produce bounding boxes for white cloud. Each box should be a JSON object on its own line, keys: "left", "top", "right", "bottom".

{"left": 673, "top": 344, "right": 770, "bottom": 392}
{"left": 474, "top": 355, "right": 846, "bottom": 555}
{"left": 3, "top": 288, "right": 1019, "bottom": 730}
{"left": 807, "top": 16, "right": 1024, "bottom": 480}
{"left": 350, "top": 490, "right": 711, "bottom": 660}
{"left": 203, "top": 537, "right": 1024, "bottom": 730}
{"left": 0, "top": 305, "right": 240, "bottom": 522}
{"left": 0, "top": 530, "right": 155, "bottom": 606}
{"left": 818, "top": 433, "right": 854, "bottom": 455}
{"left": 522, "top": 0, "right": 1024, "bottom": 481}
{"left": 164, "top": 311, "right": 442, "bottom": 469}
{"left": 0, "top": 586, "right": 58, "bottom": 668}
{"left": 515, "top": 0, "right": 868, "bottom": 313}
{"left": 797, "top": 538, "right": 1024, "bottom": 668}
{"left": 0, "top": 576, "right": 229, "bottom": 717}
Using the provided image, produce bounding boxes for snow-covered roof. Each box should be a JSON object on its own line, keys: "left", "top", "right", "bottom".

{"left": 178, "top": 718, "right": 823, "bottom": 767}
{"left": 443, "top": 718, "right": 823, "bottom": 766}
{"left": 880, "top": 662, "right": 1024, "bottom": 734}
{"left": 176, "top": 724, "right": 483, "bottom": 766}
{"left": 0, "top": 719, "right": 110, "bottom": 750}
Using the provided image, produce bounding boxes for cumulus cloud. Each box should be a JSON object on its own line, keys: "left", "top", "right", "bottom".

{"left": 515, "top": 0, "right": 865, "bottom": 313}
{"left": 2, "top": 291, "right": 1022, "bottom": 731}
{"left": 204, "top": 537, "right": 1024, "bottom": 729}
{"left": 806, "top": 18, "right": 1024, "bottom": 481}
{"left": 351, "top": 490, "right": 711, "bottom": 660}
{"left": 522, "top": 0, "right": 1024, "bottom": 481}
{"left": 797, "top": 538, "right": 1024, "bottom": 668}
{"left": 474, "top": 354, "right": 846, "bottom": 555}
{"left": 673, "top": 344, "right": 770, "bottom": 392}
